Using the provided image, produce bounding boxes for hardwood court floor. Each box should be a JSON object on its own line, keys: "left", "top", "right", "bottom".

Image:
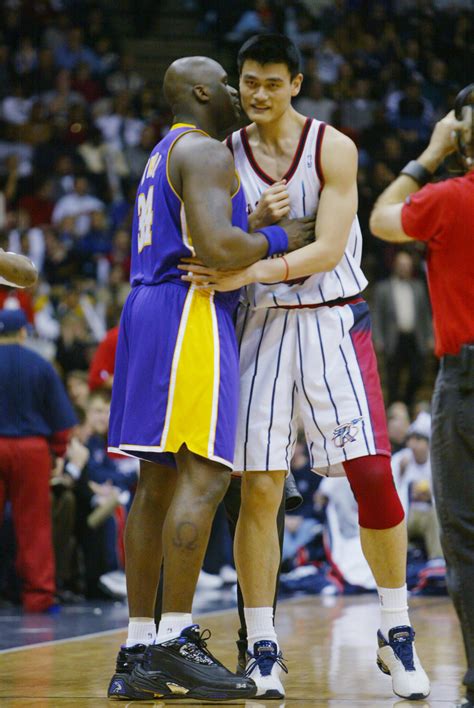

{"left": 0, "top": 595, "right": 465, "bottom": 707}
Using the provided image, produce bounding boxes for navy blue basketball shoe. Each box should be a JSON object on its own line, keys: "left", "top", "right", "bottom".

{"left": 130, "top": 624, "right": 257, "bottom": 700}
{"left": 107, "top": 643, "right": 150, "bottom": 700}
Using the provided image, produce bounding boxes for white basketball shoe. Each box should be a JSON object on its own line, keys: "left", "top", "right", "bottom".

{"left": 377, "top": 625, "right": 430, "bottom": 699}
{"left": 245, "top": 640, "right": 287, "bottom": 699}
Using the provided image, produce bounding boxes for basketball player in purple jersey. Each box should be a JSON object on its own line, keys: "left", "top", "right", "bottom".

{"left": 0, "top": 250, "right": 37, "bottom": 288}
{"left": 106, "top": 56, "right": 313, "bottom": 702}
{"left": 182, "top": 35, "right": 430, "bottom": 701}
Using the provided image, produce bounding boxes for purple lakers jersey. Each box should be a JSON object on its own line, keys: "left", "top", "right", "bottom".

{"left": 130, "top": 124, "right": 248, "bottom": 309}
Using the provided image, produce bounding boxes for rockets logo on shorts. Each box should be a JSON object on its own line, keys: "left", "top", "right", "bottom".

{"left": 332, "top": 417, "right": 364, "bottom": 448}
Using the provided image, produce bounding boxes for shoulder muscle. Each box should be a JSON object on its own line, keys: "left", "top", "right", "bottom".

{"left": 320, "top": 126, "right": 358, "bottom": 186}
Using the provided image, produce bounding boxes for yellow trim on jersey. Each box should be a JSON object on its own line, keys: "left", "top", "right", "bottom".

{"left": 231, "top": 170, "right": 241, "bottom": 199}
{"left": 207, "top": 294, "right": 220, "bottom": 458}
{"left": 160, "top": 286, "right": 220, "bottom": 462}
{"left": 180, "top": 203, "right": 194, "bottom": 252}
{"left": 171, "top": 122, "right": 197, "bottom": 130}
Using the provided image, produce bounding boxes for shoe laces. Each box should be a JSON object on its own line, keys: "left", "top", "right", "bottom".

{"left": 180, "top": 626, "right": 222, "bottom": 666}
{"left": 245, "top": 648, "right": 288, "bottom": 678}
{"left": 390, "top": 630, "right": 415, "bottom": 672}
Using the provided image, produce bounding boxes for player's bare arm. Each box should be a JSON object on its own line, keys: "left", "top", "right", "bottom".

{"left": 0, "top": 249, "right": 38, "bottom": 288}
{"left": 172, "top": 134, "right": 313, "bottom": 270}
{"left": 181, "top": 127, "right": 358, "bottom": 290}
{"left": 370, "top": 110, "right": 464, "bottom": 243}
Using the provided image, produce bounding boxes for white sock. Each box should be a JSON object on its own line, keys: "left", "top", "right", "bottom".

{"left": 245, "top": 607, "right": 278, "bottom": 651}
{"left": 126, "top": 618, "right": 156, "bottom": 647}
{"left": 377, "top": 584, "right": 411, "bottom": 637}
{"left": 156, "top": 612, "right": 193, "bottom": 643}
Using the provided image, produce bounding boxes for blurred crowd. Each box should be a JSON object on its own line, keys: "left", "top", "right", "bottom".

{"left": 1, "top": 0, "right": 466, "bottom": 609}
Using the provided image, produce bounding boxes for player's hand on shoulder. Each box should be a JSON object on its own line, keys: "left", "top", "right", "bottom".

{"left": 279, "top": 214, "right": 315, "bottom": 253}
{"left": 249, "top": 180, "right": 290, "bottom": 231}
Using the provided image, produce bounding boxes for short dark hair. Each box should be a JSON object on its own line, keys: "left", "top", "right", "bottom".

{"left": 237, "top": 34, "right": 301, "bottom": 79}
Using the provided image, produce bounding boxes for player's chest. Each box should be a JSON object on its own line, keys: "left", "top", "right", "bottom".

{"left": 242, "top": 162, "right": 320, "bottom": 218}
{"left": 250, "top": 146, "right": 297, "bottom": 182}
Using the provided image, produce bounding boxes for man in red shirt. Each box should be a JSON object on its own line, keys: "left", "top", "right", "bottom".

{"left": 370, "top": 95, "right": 474, "bottom": 708}
{"left": 88, "top": 325, "right": 119, "bottom": 391}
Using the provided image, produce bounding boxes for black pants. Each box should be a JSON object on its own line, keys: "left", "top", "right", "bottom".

{"left": 430, "top": 352, "right": 474, "bottom": 702}
{"left": 387, "top": 332, "right": 424, "bottom": 407}
{"left": 155, "top": 475, "right": 285, "bottom": 647}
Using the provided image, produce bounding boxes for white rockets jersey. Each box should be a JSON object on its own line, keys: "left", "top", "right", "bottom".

{"left": 227, "top": 118, "right": 368, "bottom": 309}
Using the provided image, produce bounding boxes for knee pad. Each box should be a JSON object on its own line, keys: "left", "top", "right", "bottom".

{"left": 342, "top": 455, "right": 404, "bottom": 530}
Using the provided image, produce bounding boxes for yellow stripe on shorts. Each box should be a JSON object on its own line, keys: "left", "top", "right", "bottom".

{"left": 161, "top": 287, "right": 219, "bottom": 459}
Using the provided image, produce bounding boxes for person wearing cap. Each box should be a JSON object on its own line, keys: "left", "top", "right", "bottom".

{"left": 0, "top": 249, "right": 37, "bottom": 288}
{"left": 391, "top": 413, "right": 443, "bottom": 563}
{"left": 0, "top": 309, "right": 77, "bottom": 612}
{"left": 370, "top": 98, "right": 474, "bottom": 707}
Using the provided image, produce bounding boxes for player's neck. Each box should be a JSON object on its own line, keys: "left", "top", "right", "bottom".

{"left": 252, "top": 108, "right": 306, "bottom": 148}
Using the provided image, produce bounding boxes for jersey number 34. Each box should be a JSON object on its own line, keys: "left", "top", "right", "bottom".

{"left": 137, "top": 186, "right": 154, "bottom": 253}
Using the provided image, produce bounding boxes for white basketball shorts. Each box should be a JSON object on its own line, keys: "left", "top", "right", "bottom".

{"left": 234, "top": 297, "right": 390, "bottom": 476}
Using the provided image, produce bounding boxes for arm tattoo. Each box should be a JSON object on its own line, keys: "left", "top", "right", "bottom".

{"left": 172, "top": 521, "right": 199, "bottom": 551}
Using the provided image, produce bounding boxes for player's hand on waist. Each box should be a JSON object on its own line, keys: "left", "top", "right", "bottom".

{"left": 248, "top": 180, "right": 290, "bottom": 230}
{"left": 279, "top": 215, "right": 316, "bottom": 253}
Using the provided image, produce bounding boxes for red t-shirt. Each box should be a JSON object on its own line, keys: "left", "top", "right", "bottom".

{"left": 88, "top": 326, "right": 119, "bottom": 390}
{"left": 401, "top": 170, "right": 474, "bottom": 357}
{"left": 18, "top": 195, "right": 54, "bottom": 227}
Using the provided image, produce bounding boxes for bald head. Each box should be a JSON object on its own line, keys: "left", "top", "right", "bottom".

{"left": 163, "top": 56, "right": 226, "bottom": 112}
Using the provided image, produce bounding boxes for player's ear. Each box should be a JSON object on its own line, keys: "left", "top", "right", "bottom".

{"left": 193, "top": 84, "right": 210, "bottom": 103}
{"left": 291, "top": 73, "right": 304, "bottom": 99}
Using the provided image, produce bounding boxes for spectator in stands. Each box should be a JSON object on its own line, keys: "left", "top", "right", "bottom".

{"left": 55, "top": 313, "right": 91, "bottom": 375}
{"left": 224, "top": 0, "right": 277, "bottom": 43}
{"left": 95, "top": 91, "right": 144, "bottom": 152}
{"left": 294, "top": 77, "right": 337, "bottom": 124}
{"left": 340, "top": 78, "right": 377, "bottom": 138}
{"left": 88, "top": 325, "right": 119, "bottom": 391}
{"left": 373, "top": 250, "right": 432, "bottom": 407}
{"left": 42, "top": 69, "right": 85, "bottom": 125}
{"left": 0, "top": 40, "right": 11, "bottom": 100}
{"left": 52, "top": 175, "right": 105, "bottom": 238}
{"left": 72, "top": 61, "right": 104, "bottom": 105}
{"left": 124, "top": 124, "right": 157, "bottom": 181}
{"left": 2, "top": 80, "right": 32, "bottom": 126}
{"left": 392, "top": 413, "right": 443, "bottom": 563}
{"left": 106, "top": 52, "right": 144, "bottom": 97}
{"left": 0, "top": 308, "right": 76, "bottom": 612}
{"left": 316, "top": 477, "right": 376, "bottom": 593}
{"left": 54, "top": 27, "right": 100, "bottom": 74}
{"left": 387, "top": 401, "right": 411, "bottom": 454}
{"left": 83, "top": 390, "right": 137, "bottom": 598}
{"left": 66, "top": 369, "right": 91, "bottom": 410}
{"left": 386, "top": 78, "right": 434, "bottom": 144}
{"left": 314, "top": 37, "right": 344, "bottom": 85}
{"left": 18, "top": 177, "right": 55, "bottom": 228}
{"left": 33, "top": 47, "right": 56, "bottom": 94}
{"left": 283, "top": 441, "right": 322, "bottom": 568}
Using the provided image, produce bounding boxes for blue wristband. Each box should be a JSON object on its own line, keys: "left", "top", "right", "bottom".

{"left": 257, "top": 225, "right": 289, "bottom": 257}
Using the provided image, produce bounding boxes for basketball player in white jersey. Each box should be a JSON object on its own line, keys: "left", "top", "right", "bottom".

{"left": 182, "top": 35, "right": 430, "bottom": 701}
{"left": 0, "top": 249, "right": 37, "bottom": 288}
